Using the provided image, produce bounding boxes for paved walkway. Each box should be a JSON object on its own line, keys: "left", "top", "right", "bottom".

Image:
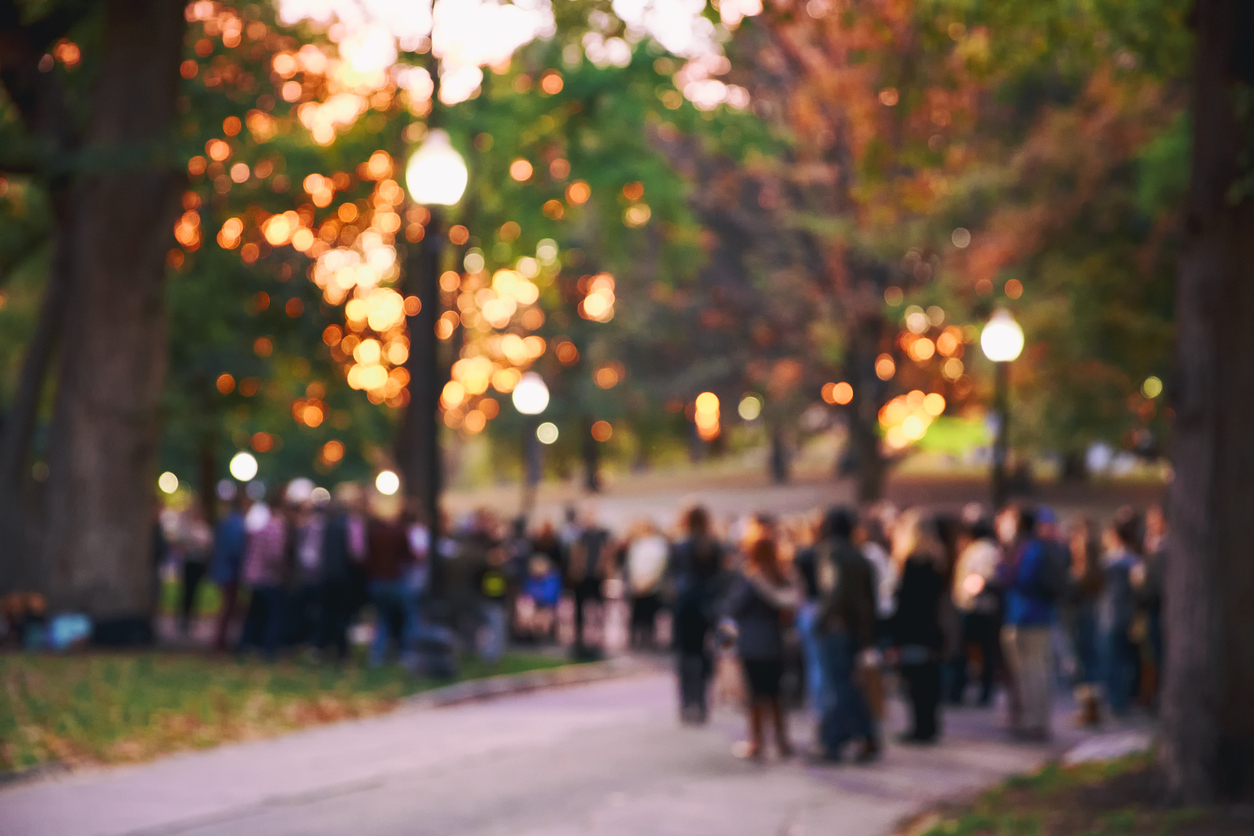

{"left": 0, "top": 669, "right": 1109, "bottom": 836}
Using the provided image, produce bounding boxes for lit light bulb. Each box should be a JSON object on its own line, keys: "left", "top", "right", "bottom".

{"left": 229, "top": 452, "right": 258, "bottom": 482}
{"left": 405, "top": 130, "right": 468, "bottom": 206}
{"left": 980, "top": 310, "right": 1024, "bottom": 363}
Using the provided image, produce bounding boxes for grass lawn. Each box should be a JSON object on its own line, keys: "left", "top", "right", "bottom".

{"left": 0, "top": 650, "right": 570, "bottom": 775}
{"left": 911, "top": 753, "right": 1251, "bottom": 836}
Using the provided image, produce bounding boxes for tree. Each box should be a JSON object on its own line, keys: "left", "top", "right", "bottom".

{"left": 1160, "top": 0, "right": 1254, "bottom": 804}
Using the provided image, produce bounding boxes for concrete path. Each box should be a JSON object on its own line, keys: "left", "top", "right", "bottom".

{"left": 0, "top": 670, "right": 1097, "bottom": 836}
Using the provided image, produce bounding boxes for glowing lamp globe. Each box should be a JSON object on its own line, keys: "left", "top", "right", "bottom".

{"left": 980, "top": 310, "right": 1024, "bottom": 363}
{"left": 512, "top": 372, "right": 550, "bottom": 415}
{"left": 229, "top": 451, "right": 259, "bottom": 482}
{"left": 405, "top": 129, "right": 468, "bottom": 206}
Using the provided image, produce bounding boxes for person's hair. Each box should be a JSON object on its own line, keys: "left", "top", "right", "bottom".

{"left": 891, "top": 509, "right": 946, "bottom": 568}
{"left": 1112, "top": 505, "right": 1142, "bottom": 553}
{"left": 1017, "top": 506, "right": 1037, "bottom": 537}
{"left": 746, "top": 538, "right": 785, "bottom": 584}
{"left": 684, "top": 505, "right": 710, "bottom": 537}
{"left": 968, "top": 517, "right": 995, "bottom": 541}
{"left": 823, "top": 506, "right": 857, "bottom": 541}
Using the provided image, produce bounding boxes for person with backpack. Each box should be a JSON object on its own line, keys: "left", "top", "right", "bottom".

{"left": 995, "top": 504, "right": 1061, "bottom": 741}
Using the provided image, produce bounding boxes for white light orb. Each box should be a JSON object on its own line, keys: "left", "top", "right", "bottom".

{"left": 980, "top": 310, "right": 1025, "bottom": 363}
{"left": 229, "top": 451, "right": 259, "bottom": 482}
{"left": 512, "top": 372, "right": 550, "bottom": 416}
{"left": 375, "top": 469, "right": 401, "bottom": 496}
{"left": 158, "top": 472, "right": 179, "bottom": 494}
{"left": 738, "top": 395, "right": 762, "bottom": 421}
{"left": 536, "top": 422, "right": 560, "bottom": 445}
{"left": 405, "top": 129, "right": 468, "bottom": 206}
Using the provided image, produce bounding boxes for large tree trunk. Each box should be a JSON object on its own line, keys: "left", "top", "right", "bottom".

{"left": 1159, "top": 0, "right": 1254, "bottom": 804}
{"left": 41, "top": 0, "right": 184, "bottom": 622}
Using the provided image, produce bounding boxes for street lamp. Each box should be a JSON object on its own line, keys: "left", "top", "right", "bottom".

{"left": 396, "top": 121, "right": 467, "bottom": 679}
{"left": 980, "top": 309, "right": 1024, "bottom": 509}
{"left": 512, "top": 372, "right": 549, "bottom": 516}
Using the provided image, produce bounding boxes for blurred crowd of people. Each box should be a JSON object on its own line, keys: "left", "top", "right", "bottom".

{"left": 157, "top": 485, "right": 1168, "bottom": 763}
{"left": 654, "top": 498, "right": 1168, "bottom": 763}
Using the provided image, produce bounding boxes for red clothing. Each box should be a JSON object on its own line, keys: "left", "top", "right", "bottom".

{"left": 365, "top": 518, "right": 413, "bottom": 582}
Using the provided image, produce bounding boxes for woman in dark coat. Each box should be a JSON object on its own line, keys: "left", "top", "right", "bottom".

{"left": 726, "top": 536, "right": 803, "bottom": 759}
{"left": 670, "top": 506, "right": 725, "bottom": 723}
{"left": 888, "top": 510, "right": 948, "bottom": 743}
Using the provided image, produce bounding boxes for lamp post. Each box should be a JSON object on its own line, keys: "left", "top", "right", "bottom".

{"left": 397, "top": 125, "right": 466, "bottom": 678}
{"left": 398, "top": 128, "right": 467, "bottom": 544}
{"left": 511, "top": 372, "right": 550, "bottom": 518}
{"left": 980, "top": 309, "right": 1025, "bottom": 510}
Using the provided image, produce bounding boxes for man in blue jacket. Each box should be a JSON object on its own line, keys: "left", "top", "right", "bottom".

{"left": 996, "top": 505, "right": 1056, "bottom": 741}
{"left": 209, "top": 493, "right": 249, "bottom": 651}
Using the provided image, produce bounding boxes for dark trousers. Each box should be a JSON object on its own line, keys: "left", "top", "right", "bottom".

{"left": 902, "top": 660, "right": 942, "bottom": 741}
{"left": 317, "top": 578, "right": 353, "bottom": 660}
{"left": 819, "top": 632, "right": 875, "bottom": 754}
{"left": 678, "top": 651, "right": 711, "bottom": 719}
{"left": 180, "top": 561, "right": 207, "bottom": 632}
{"left": 572, "top": 586, "right": 601, "bottom": 654}
{"left": 950, "top": 612, "right": 1000, "bottom": 704}
{"left": 214, "top": 580, "right": 240, "bottom": 651}
{"left": 239, "top": 585, "right": 286, "bottom": 660}
{"left": 1102, "top": 627, "right": 1139, "bottom": 714}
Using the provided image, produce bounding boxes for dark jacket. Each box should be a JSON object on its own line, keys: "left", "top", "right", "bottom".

{"left": 669, "top": 537, "right": 725, "bottom": 653}
{"left": 365, "top": 518, "right": 412, "bottom": 582}
{"left": 813, "top": 537, "right": 878, "bottom": 650}
{"left": 320, "top": 511, "right": 354, "bottom": 582}
{"left": 889, "top": 556, "right": 946, "bottom": 652}
{"left": 726, "top": 570, "right": 801, "bottom": 662}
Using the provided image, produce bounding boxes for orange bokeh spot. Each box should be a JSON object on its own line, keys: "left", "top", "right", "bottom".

{"left": 540, "top": 71, "right": 563, "bottom": 95}
{"left": 322, "top": 440, "right": 344, "bottom": 463}
{"left": 216, "top": 373, "right": 235, "bottom": 394}
{"left": 509, "top": 159, "right": 533, "bottom": 181}
{"left": 566, "top": 181, "right": 591, "bottom": 205}
{"left": 251, "top": 432, "right": 274, "bottom": 453}
{"left": 591, "top": 421, "right": 613, "bottom": 442}
{"left": 448, "top": 225, "right": 470, "bottom": 245}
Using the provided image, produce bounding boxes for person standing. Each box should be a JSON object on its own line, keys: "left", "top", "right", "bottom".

{"left": 1138, "top": 503, "right": 1167, "bottom": 706}
{"left": 291, "top": 495, "right": 327, "bottom": 648}
{"left": 996, "top": 505, "right": 1057, "bottom": 741}
{"left": 318, "top": 484, "right": 366, "bottom": 662}
{"left": 1099, "top": 507, "right": 1143, "bottom": 717}
{"left": 670, "top": 506, "right": 725, "bottom": 723}
{"left": 210, "top": 493, "right": 249, "bottom": 651}
{"left": 725, "top": 537, "right": 803, "bottom": 760}
{"left": 624, "top": 521, "right": 669, "bottom": 651}
{"left": 1066, "top": 517, "right": 1105, "bottom": 726}
{"left": 239, "top": 486, "right": 292, "bottom": 661}
{"left": 888, "top": 511, "right": 948, "bottom": 744}
{"left": 812, "top": 507, "right": 879, "bottom": 762}
{"left": 365, "top": 504, "right": 414, "bottom": 666}
{"left": 177, "top": 504, "right": 214, "bottom": 637}
{"left": 566, "top": 508, "right": 614, "bottom": 659}
{"left": 950, "top": 517, "right": 1002, "bottom": 706}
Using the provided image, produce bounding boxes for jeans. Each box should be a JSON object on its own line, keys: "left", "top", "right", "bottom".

{"left": 480, "top": 600, "right": 507, "bottom": 663}
{"left": 1069, "top": 604, "right": 1100, "bottom": 686}
{"left": 818, "top": 631, "right": 875, "bottom": 754}
{"left": 951, "top": 612, "right": 999, "bottom": 704}
{"left": 239, "top": 585, "right": 286, "bottom": 660}
{"left": 369, "top": 580, "right": 410, "bottom": 665}
{"left": 1002, "top": 624, "right": 1053, "bottom": 734}
{"left": 1101, "top": 626, "right": 1138, "bottom": 714}
{"left": 796, "top": 604, "right": 828, "bottom": 713}
{"left": 317, "top": 578, "right": 353, "bottom": 661}
{"left": 677, "top": 651, "right": 711, "bottom": 719}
